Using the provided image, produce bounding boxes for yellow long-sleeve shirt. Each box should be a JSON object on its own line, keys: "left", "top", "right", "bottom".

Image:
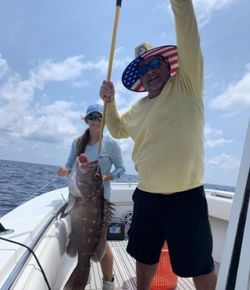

{"left": 106, "top": 0, "right": 204, "bottom": 193}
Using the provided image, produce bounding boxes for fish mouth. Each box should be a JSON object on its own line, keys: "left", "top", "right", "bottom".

{"left": 76, "top": 158, "right": 102, "bottom": 186}
{"left": 77, "top": 159, "right": 99, "bottom": 173}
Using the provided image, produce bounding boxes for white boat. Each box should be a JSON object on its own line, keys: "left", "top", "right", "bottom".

{"left": 0, "top": 183, "right": 232, "bottom": 290}
{"left": 0, "top": 121, "right": 249, "bottom": 290}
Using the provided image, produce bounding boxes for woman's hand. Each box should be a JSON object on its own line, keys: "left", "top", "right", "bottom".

{"left": 102, "top": 174, "right": 113, "bottom": 182}
{"left": 57, "top": 167, "right": 70, "bottom": 176}
{"left": 99, "top": 80, "right": 115, "bottom": 103}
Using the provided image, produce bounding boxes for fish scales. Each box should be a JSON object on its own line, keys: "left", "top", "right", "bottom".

{"left": 64, "top": 154, "right": 114, "bottom": 290}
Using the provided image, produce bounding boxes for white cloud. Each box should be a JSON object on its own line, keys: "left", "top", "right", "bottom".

{"left": 206, "top": 138, "right": 232, "bottom": 148}
{"left": 21, "top": 114, "right": 78, "bottom": 143}
{"left": 208, "top": 153, "right": 240, "bottom": 169}
{"left": 106, "top": 131, "right": 136, "bottom": 174}
{"left": 211, "top": 66, "right": 250, "bottom": 112}
{"left": 0, "top": 102, "right": 79, "bottom": 143}
{"left": 0, "top": 56, "right": 88, "bottom": 105}
{"left": 193, "top": 0, "right": 235, "bottom": 26}
{"left": 0, "top": 53, "right": 132, "bottom": 144}
{"left": 81, "top": 55, "right": 130, "bottom": 77}
{"left": 0, "top": 75, "right": 35, "bottom": 103}
{"left": 0, "top": 56, "right": 90, "bottom": 143}
{"left": 0, "top": 54, "right": 9, "bottom": 78}
{"left": 35, "top": 100, "right": 80, "bottom": 119}
{"left": 80, "top": 57, "right": 108, "bottom": 75}
{"left": 157, "top": 0, "right": 235, "bottom": 26}
{"left": 30, "top": 56, "right": 86, "bottom": 87}
{"left": 0, "top": 55, "right": 110, "bottom": 108}
{"left": 0, "top": 136, "right": 8, "bottom": 148}
{"left": 113, "top": 80, "right": 136, "bottom": 112}
{"left": 205, "top": 125, "right": 233, "bottom": 148}
{"left": 72, "top": 80, "right": 89, "bottom": 88}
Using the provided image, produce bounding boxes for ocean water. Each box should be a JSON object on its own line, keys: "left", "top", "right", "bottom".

{"left": 0, "top": 159, "right": 137, "bottom": 217}
{"left": 0, "top": 159, "right": 234, "bottom": 217}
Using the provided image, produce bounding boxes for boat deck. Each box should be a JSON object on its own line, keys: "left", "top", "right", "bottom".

{"left": 86, "top": 240, "right": 196, "bottom": 290}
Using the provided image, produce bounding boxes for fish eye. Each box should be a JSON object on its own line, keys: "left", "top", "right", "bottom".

{"left": 94, "top": 173, "right": 101, "bottom": 180}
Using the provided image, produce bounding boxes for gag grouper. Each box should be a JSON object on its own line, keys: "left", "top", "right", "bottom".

{"left": 63, "top": 153, "right": 114, "bottom": 290}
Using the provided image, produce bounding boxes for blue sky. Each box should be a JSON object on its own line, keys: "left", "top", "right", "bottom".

{"left": 0, "top": 0, "right": 249, "bottom": 186}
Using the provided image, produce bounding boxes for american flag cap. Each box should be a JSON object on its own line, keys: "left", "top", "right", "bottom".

{"left": 122, "top": 44, "right": 179, "bottom": 92}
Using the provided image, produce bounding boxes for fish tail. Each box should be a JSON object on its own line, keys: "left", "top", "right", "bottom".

{"left": 64, "top": 265, "right": 90, "bottom": 290}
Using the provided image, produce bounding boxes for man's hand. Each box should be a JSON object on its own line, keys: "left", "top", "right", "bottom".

{"left": 99, "top": 80, "right": 115, "bottom": 103}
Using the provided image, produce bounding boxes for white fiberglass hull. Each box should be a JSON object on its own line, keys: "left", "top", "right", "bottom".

{"left": 0, "top": 184, "right": 233, "bottom": 290}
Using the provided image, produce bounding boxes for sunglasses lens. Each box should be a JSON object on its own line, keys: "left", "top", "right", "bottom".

{"left": 138, "top": 59, "right": 162, "bottom": 76}
{"left": 138, "top": 65, "right": 148, "bottom": 76}
{"left": 87, "top": 114, "right": 102, "bottom": 121}
{"left": 150, "top": 59, "right": 161, "bottom": 69}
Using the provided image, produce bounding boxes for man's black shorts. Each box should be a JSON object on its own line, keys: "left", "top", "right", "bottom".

{"left": 126, "top": 186, "right": 215, "bottom": 277}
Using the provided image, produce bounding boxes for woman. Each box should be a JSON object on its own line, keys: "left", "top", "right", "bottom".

{"left": 58, "top": 103, "right": 125, "bottom": 290}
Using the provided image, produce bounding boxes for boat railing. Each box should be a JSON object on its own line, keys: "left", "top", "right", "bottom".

{"left": 206, "top": 189, "right": 234, "bottom": 199}
{"left": 0, "top": 205, "right": 65, "bottom": 290}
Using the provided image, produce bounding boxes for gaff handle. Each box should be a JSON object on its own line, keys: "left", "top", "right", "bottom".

{"left": 98, "top": 0, "right": 123, "bottom": 154}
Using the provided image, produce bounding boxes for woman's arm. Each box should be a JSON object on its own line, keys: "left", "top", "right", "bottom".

{"left": 109, "top": 139, "right": 126, "bottom": 180}
{"left": 57, "top": 140, "right": 77, "bottom": 176}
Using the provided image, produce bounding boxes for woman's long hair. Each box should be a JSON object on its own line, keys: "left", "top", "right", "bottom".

{"left": 75, "top": 128, "right": 90, "bottom": 157}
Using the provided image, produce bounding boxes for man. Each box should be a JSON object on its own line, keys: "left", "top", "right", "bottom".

{"left": 99, "top": 0, "right": 217, "bottom": 289}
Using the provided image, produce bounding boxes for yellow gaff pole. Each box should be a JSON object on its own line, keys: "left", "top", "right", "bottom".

{"left": 98, "top": 0, "right": 122, "bottom": 154}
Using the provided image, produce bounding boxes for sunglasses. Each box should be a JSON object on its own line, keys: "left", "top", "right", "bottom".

{"left": 87, "top": 114, "right": 102, "bottom": 122}
{"left": 138, "top": 58, "right": 162, "bottom": 76}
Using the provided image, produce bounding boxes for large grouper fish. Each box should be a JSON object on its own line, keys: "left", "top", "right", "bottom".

{"left": 63, "top": 153, "right": 114, "bottom": 290}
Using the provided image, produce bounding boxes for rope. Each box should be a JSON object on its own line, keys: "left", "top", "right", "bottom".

{"left": 30, "top": 176, "right": 61, "bottom": 198}
{"left": 0, "top": 236, "right": 52, "bottom": 290}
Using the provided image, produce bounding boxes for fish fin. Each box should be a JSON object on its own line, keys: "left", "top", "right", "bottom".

{"left": 66, "top": 234, "right": 77, "bottom": 257}
{"left": 64, "top": 264, "right": 90, "bottom": 290}
{"left": 102, "top": 200, "right": 115, "bottom": 229}
{"left": 92, "top": 200, "right": 114, "bottom": 262}
{"left": 56, "top": 202, "right": 69, "bottom": 219}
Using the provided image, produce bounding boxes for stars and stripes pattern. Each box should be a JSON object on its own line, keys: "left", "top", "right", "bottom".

{"left": 122, "top": 45, "right": 179, "bottom": 92}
